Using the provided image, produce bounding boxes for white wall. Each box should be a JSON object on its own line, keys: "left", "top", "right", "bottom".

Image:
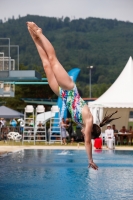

{"left": 101, "top": 108, "right": 130, "bottom": 132}
{"left": 89, "top": 106, "right": 132, "bottom": 132}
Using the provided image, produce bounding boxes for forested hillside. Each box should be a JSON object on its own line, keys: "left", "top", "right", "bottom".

{"left": 0, "top": 15, "right": 133, "bottom": 109}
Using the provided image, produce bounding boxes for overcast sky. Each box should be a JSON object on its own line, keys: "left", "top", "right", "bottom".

{"left": 1, "top": 0, "right": 133, "bottom": 23}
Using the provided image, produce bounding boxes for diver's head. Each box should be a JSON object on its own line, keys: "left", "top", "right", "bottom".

{"left": 91, "top": 124, "right": 101, "bottom": 139}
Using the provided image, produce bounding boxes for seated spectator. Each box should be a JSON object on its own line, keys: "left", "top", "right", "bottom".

{"left": 37, "top": 121, "right": 43, "bottom": 129}
{"left": 119, "top": 126, "right": 129, "bottom": 144}
{"left": 29, "top": 119, "right": 34, "bottom": 127}
{"left": 129, "top": 126, "right": 133, "bottom": 133}
{"left": 37, "top": 121, "right": 43, "bottom": 140}
{"left": 105, "top": 124, "right": 114, "bottom": 149}
{"left": 119, "top": 126, "right": 128, "bottom": 133}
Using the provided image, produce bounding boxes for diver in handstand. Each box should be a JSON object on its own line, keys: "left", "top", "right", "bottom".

{"left": 26, "top": 22, "right": 119, "bottom": 170}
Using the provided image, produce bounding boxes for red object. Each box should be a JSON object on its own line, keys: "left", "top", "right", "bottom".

{"left": 94, "top": 138, "right": 102, "bottom": 149}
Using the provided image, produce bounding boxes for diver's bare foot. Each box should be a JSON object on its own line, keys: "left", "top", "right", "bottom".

{"left": 27, "top": 26, "right": 39, "bottom": 41}
{"left": 27, "top": 22, "right": 42, "bottom": 37}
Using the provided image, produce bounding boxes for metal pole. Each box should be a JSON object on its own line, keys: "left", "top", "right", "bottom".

{"left": 90, "top": 68, "right": 91, "bottom": 98}
{"left": 0, "top": 38, "right": 11, "bottom": 70}
{"left": 4, "top": 82, "right": 49, "bottom": 85}
{"left": 17, "top": 45, "right": 19, "bottom": 70}
{"left": 0, "top": 45, "right": 19, "bottom": 70}
{"left": 0, "top": 52, "right": 4, "bottom": 70}
{"left": 8, "top": 38, "right": 10, "bottom": 70}
{"left": 87, "top": 66, "right": 93, "bottom": 99}
{"left": 0, "top": 38, "right": 10, "bottom": 70}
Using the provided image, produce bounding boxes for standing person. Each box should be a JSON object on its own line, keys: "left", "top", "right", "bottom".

{"left": 26, "top": 22, "right": 119, "bottom": 170}
{"left": 10, "top": 118, "right": 17, "bottom": 128}
{"left": 60, "top": 118, "right": 67, "bottom": 145}
{"left": 65, "top": 118, "right": 73, "bottom": 142}
{"left": 105, "top": 124, "right": 114, "bottom": 149}
{"left": 0, "top": 118, "right": 6, "bottom": 127}
{"left": 0, "top": 118, "right": 7, "bottom": 141}
{"left": 0, "top": 118, "right": 5, "bottom": 135}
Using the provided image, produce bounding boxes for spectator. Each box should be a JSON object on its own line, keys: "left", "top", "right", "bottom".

{"left": 37, "top": 121, "right": 43, "bottom": 140}
{"left": 119, "top": 126, "right": 128, "bottom": 133}
{"left": 105, "top": 124, "right": 114, "bottom": 149}
{"left": 10, "top": 118, "right": 17, "bottom": 127}
{"left": 60, "top": 118, "right": 67, "bottom": 145}
{"left": 18, "top": 118, "right": 24, "bottom": 134}
{"left": 29, "top": 119, "right": 34, "bottom": 127}
{"left": 65, "top": 118, "right": 73, "bottom": 142}
{"left": 119, "top": 126, "right": 129, "bottom": 144}
{"left": 38, "top": 121, "right": 43, "bottom": 128}
{"left": 0, "top": 118, "right": 4, "bottom": 128}
{"left": 129, "top": 126, "right": 133, "bottom": 133}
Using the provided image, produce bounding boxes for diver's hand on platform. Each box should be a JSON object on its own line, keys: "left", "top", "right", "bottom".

{"left": 89, "top": 161, "right": 98, "bottom": 170}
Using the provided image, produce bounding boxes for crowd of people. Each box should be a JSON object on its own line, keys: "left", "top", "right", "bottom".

{"left": 0, "top": 116, "right": 84, "bottom": 143}
{"left": 94, "top": 123, "right": 133, "bottom": 150}
{"left": 104, "top": 124, "right": 133, "bottom": 149}
{"left": 0, "top": 116, "right": 133, "bottom": 147}
{"left": 0, "top": 118, "right": 21, "bottom": 141}
{"left": 61, "top": 118, "right": 86, "bottom": 145}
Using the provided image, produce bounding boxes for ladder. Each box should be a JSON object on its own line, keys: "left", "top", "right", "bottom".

{"left": 49, "top": 106, "right": 62, "bottom": 144}
{"left": 22, "top": 105, "right": 35, "bottom": 144}
{"left": 35, "top": 105, "right": 47, "bottom": 144}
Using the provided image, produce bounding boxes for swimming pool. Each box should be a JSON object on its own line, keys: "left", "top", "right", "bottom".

{"left": 0, "top": 149, "right": 133, "bottom": 200}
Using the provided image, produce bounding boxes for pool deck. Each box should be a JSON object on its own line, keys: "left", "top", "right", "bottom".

{"left": 0, "top": 144, "right": 133, "bottom": 155}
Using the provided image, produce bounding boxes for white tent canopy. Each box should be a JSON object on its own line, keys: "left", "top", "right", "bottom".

{"left": 89, "top": 57, "right": 133, "bottom": 131}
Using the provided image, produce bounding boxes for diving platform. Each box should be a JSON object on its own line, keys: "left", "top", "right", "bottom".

{"left": 21, "top": 98, "right": 57, "bottom": 105}
{"left": 0, "top": 70, "right": 41, "bottom": 81}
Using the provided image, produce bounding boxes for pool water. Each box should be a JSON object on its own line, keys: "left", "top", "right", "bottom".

{"left": 0, "top": 149, "right": 133, "bottom": 200}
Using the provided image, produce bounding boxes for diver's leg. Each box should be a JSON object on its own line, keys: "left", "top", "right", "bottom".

{"left": 27, "top": 22, "right": 74, "bottom": 90}
{"left": 27, "top": 26, "right": 59, "bottom": 96}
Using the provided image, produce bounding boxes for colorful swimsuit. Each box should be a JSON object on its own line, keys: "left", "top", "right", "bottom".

{"left": 59, "top": 84, "right": 86, "bottom": 126}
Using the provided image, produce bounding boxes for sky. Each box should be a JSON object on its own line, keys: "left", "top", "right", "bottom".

{"left": 0, "top": 0, "right": 133, "bottom": 23}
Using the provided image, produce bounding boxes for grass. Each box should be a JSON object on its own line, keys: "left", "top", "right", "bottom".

{"left": 0, "top": 140, "right": 133, "bottom": 148}
{"left": 0, "top": 140, "right": 81, "bottom": 146}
